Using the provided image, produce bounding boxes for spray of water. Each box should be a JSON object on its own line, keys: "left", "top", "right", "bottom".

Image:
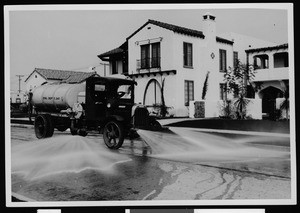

{"left": 137, "top": 127, "right": 288, "bottom": 164}
{"left": 11, "top": 136, "right": 131, "bottom": 180}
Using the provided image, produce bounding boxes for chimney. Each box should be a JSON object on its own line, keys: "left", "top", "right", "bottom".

{"left": 202, "top": 12, "right": 216, "bottom": 42}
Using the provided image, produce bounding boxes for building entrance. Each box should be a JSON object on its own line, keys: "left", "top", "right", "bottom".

{"left": 260, "top": 86, "right": 283, "bottom": 120}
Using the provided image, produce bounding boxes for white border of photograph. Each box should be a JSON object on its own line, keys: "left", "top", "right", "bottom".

{"left": 4, "top": 3, "right": 296, "bottom": 207}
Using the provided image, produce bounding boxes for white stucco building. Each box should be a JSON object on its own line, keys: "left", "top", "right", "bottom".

{"left": 246, "top": 43, "right": 289, "bottom": 119}
{"left": 98, "top": 13, "right": 289, "bottom": 119}
{"left": 24, "top": 68, "right": 98, "bottom": 92}
{"left": 10, "top": 91, "right": 27, "bottom": 104}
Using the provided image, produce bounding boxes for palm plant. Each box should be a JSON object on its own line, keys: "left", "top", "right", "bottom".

{"left": 280, "top": 87, "right": 289, "bottom": 119}
{"left": 233, "top": 94, "right": 250, "bottom": 120}
{"left": 202, "top": 71, "right": 210, "bottom": 100}
{"left": 159, "top": 78, "right": 168, "bottom": 118}
{"left": 224, "top": 59, "right": 255, "bottom": 120}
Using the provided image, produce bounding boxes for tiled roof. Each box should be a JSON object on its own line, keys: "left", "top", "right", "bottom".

{"left": 127, "top": 19, "right": 205, "bottom": 40}
{"left": 98, "top": 42, "right": 127, "bottom": 59}
{"left": 98, "top": 47, "right": 124, "bottom": 58}
{"left": 98, "top": 19, "right": 233, "bottom": 58}
{"left": 216, "top": 36, "right": 234, "bottom": 45}
{"left": 245, "top": 43, "right": 288, "bottom": 53}
{"left": 65, "top": 72, "right": 98, "bottom": 83}
{"left": 25, "top": 68, "right": 97, "bottom": 83}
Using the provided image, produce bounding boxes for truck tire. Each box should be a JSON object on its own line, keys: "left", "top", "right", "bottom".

{"left": 34, "top": 114, "right": 54, "bottom": 139}
{"left": 70, "top": 128, "right": 78, "bottom": 135}
{"left": 45, "top": 114, "right": 54, "bottom": 137}
{"left": 103, "top": 120, "right": 125, "bottom": 149}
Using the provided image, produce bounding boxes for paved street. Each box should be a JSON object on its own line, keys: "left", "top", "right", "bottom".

{"left": 10, "top": 125, "right": 291, "bottom": 201}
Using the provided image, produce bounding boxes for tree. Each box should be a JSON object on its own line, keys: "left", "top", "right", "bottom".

{"left": 224, "top": 59, "right": 255, "bottom": 119}
{"left": 202, "top": 71, "right": 210, "bottom": 100}
{"left": 280, "top": 84, "right": 289, "bottom": 120}
{"left": 152, "top": 77, "right": 172, "bottom": 118}
{"left": 160, "top": 78, "right": 168, "bottom": 117}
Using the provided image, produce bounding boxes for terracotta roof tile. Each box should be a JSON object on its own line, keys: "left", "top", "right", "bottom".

{"left": 25, "top": 68, "right": 97, "bottom": 83}
{"left": 245, "top": 43, "right": 288, "bottom": 53}
{"left": 127, "top": 19, "right": 205, "bottom": 40}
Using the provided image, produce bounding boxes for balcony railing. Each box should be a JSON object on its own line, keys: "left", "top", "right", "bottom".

{"left": 137, "top": 57, "right": 161, "bottom": 71}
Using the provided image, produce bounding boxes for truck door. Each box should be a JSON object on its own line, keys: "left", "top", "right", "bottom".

{"left": 85, "top": 80, "right": 107, "bottom": 122}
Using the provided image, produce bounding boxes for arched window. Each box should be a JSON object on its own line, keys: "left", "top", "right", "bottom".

{"left": 143, "top": 79, "right": 162, "bottom": 106}
{"left": 253, "top": 54, "right": 269, "bottom": 69}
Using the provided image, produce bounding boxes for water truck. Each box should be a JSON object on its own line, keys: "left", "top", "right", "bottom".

{"left": 29, "top": 76, "right": 163, "bottom": 149}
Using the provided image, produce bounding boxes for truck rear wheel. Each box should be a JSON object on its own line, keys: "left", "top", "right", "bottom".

{"left": 34, "top": 114, "right": 54, "bottom": 139}
{"left": 103, "top": 121, "right": 124, "bottom": 149}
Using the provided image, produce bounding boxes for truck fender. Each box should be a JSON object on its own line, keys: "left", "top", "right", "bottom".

{"left": 105, "top": 115, "right": 125, "bottom": 123}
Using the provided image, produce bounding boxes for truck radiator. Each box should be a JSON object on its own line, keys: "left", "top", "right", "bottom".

{"left": 133, "top": 107, "right": 150, "bottom": 127}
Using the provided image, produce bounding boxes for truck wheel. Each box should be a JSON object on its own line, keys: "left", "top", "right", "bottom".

{"left": 78, "top": 129, "right": 88, "bottom": 137}
{"left": 103, "top": 121, "right": 125, "bottom": 149}
{"left": 70, "top": 128, "right": 78, "bottom": 135}
{"left": 149, "top": 120, "right": 162, "bottom": 131}
{"left": 45, "top": 114, "right": 54, "bottom": 137}
{"left": 34, "top": 114, "right": 54, "bottom": 139}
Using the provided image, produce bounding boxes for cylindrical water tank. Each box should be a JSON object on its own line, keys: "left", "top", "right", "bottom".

{"left": 32, "top": 83, "right": 86, "bottom": 112}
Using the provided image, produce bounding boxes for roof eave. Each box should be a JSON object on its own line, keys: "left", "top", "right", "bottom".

{"left": 245, "top": 43, "right": 288, "bottom": 53}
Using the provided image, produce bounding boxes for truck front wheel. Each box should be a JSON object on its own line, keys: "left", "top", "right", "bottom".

{"left": 34, "top": 114, "right": 54, "bottom": 139}
{"left": 103, "top": 121, "right": 125, "bottom": 149}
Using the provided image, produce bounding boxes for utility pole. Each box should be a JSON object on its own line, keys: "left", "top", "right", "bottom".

{"left": 16, "top": 75, "right": 24, "bottom": 93}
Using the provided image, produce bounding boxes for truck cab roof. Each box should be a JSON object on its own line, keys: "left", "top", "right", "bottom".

{"left": 87, "top": 76, "right": 137, "bottom": 85}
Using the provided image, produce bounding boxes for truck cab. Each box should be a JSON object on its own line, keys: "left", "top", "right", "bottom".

{"left": 84, "top": 77, "right": 136, "bottom": 130}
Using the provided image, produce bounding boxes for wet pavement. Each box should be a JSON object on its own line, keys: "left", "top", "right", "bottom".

{"left": 9, "top": 125, "right": 291, "bottom": 201}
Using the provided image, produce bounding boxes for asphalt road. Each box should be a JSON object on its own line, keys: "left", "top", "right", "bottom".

{"left": 9, "top": 125, "right": 291, "bottom": 202}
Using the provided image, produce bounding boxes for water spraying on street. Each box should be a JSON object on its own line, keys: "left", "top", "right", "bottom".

{"left": 137, "top": 127, "right": 289, "bottom": 165}
{"left": 11, "top": 135, "right": 131, "bottom": 180}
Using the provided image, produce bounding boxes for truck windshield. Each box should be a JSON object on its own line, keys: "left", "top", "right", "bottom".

{"left": 117, "top": 84, "right": 132, "bottom": 100}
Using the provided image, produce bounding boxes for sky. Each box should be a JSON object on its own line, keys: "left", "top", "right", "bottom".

{"left": 6, "top": 4, "right": 290, "bottom": 92}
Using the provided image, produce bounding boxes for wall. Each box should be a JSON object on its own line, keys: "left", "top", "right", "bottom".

{"left": 172, "top": 33, "right": 206, "bottom": 116}
{"left": 248, "top": 48, "right": 289, "bottom": 82}
{"left": 246, "top": 98, "right": 262, "bottom": 119}
{"left": 10, "top": 91, "right": 27, "bottom": 103}
{"left": 128, "top": 23, "right": 175, "bottom": 74}
{"left": 190, "top": 98, "right": 262, "bottom": 119}
{"left": 133, "top": 73, "right": 178, "bottom": 116}
{"left": 25, "top": 71, "right": 48, "bottom": 92}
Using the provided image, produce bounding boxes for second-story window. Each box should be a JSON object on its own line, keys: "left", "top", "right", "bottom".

{"left": 253, "top": 54, "right": 269, "bottom": 69}
{"left": 183, "top": 42, "right": 193, "bottom": 68}
{"left": 140, "top": 43, "right": 161, "bottom": 69}
{"left": 219, "top": 49, "right": 227, "bottom": 72}
{"left": 112, "top": 61, "right": 118, "bottom": 74}
{"left": 141, "top": 44, "right": 150, "bottom": 69}
{"left": 151, "top": 42, "right": 161, "bottom": 68}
